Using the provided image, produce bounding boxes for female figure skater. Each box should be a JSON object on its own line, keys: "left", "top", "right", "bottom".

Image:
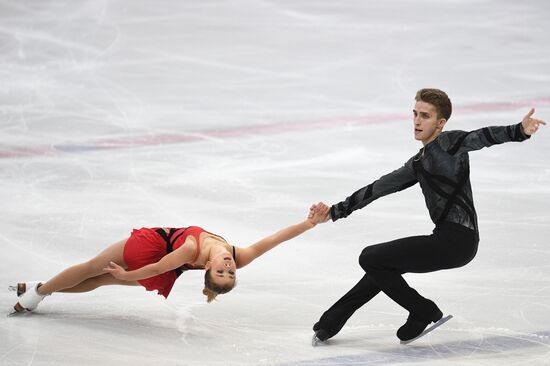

{"left": 12, "top": 205, "right": 330, "bottom": 313}
{"left": 309, "top": 88, "right": 545, "bottom": 344}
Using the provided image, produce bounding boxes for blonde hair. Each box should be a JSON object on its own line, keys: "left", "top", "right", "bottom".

{"left": 202, "top": 288, "right": 219, "bottom": 303}
{"left": 203, "top": 269, "right": 236, "bottom": 303}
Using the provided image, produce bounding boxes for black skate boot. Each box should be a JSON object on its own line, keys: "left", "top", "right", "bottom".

{"left": 311, "top": 315, "right": 349, "bottom": 346}
{"left": 312, "top": 322, "right": 331, "bottom": 344}
{"left": 397, "top": 302, "right": 451, "bottom": 344}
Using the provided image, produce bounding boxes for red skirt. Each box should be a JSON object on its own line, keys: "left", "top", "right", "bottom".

{"left": 123, "top": 227, "right": 177, "bottom": 298}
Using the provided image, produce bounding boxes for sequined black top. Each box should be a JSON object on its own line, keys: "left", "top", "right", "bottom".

{"left": 330, "top": 123, "right": 530, "bottom": 233}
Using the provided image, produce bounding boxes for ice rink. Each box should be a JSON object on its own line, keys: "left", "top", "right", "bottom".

{"left": 1, "top": 1, "right": 549, "bottom": 365}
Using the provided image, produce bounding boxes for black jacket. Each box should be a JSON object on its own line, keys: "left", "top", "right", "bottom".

{"left": 330, "top": 123, "right": 530, "bottom": 233}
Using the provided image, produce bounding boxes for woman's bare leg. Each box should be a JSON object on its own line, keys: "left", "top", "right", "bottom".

{"left": 37, "top": 239, "right": 128, "bottom": 295}
{"left": 58, "top": 273, "right": 139, "bottom": 293}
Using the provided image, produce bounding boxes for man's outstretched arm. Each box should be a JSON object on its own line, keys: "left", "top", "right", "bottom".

{"left": 439, "top": 109, "right": 545, "bottom": 155}
{"left": 311, "top": 159, "right": 418, "bottom": 222}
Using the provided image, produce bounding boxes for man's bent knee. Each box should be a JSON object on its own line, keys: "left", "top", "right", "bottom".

{"left": 359, "top": 246, "right": 379, "bottom": 272}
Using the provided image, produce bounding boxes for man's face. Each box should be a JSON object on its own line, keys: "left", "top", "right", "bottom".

{"left": 413, "top": 101, "right": 446, "bottom": 145}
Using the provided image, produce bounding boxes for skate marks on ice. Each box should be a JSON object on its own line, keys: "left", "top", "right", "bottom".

{"left": 2, "top": 97, "right": 550, "bottom": 160}
{"left": 283, "top": 330, "right": 550, "bottom": 366}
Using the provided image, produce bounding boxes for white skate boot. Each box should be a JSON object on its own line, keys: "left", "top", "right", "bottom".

{"left": 8, "top": 281, "right": 42, "bottom": 297}
{"left": 10, "top": 282, "right": 48, "bottom": 315}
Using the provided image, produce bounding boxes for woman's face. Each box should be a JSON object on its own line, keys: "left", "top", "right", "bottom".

{"left": 207, "top": 252, "right": 237, "bottom": 287}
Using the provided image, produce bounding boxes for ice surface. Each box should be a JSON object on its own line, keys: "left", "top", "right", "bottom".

{"left": 1, "top": 1, "right": 549, "bottom": 365}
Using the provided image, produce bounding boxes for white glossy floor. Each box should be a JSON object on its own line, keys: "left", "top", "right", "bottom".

{"left": 1, "top": 1, "right": 549, "bottom": 365}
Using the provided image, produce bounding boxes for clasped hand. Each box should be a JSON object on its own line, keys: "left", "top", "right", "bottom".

{"left": 308, "top": 202, "right": 331, "bottom": 224}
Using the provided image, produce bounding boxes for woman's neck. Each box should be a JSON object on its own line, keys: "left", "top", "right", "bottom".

{"left": 200, "top": 238, "right": 231, "bottom": 264}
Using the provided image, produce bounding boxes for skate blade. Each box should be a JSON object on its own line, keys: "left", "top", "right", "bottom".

{"left": 7, "top": 303, "right": 27, "bottom": 317}
{"left": 311, "top": 333, "right": 326, "bottom": 347}
{"left": 9, "top": 283, "right": 28, "bottom": 297}
{"left": 400, "top": 315, "right": 453, "bottom": 345}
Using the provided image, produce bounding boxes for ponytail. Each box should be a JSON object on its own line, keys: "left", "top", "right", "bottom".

{"left": 202, "top": 287, "right": 218, "bottom": 303}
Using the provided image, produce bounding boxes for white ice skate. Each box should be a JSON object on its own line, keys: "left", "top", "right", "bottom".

{"left": 8, "top": 281, "right": 42, "bottom": 297}
{"left": 9, "top": 282, "right": 48, "bottom": 316}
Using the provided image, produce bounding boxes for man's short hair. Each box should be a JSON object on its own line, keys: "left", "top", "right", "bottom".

{"left": 415, "top": 88, "right": 452, "bottom": 121}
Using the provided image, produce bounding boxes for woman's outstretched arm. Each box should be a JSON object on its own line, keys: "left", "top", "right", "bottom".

{"left": 236, "top": 204, "right": 330, "bottom": 269}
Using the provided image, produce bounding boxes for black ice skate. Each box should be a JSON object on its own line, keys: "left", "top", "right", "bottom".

{"left": 397, "top": 308, "right": 452, "bottom": 344}
{"left": 311, "top": 322, "right": 332, "bottom": 347}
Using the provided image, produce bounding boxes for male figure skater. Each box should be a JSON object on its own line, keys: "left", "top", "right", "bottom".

{"left": 310, "top": 88, "right": 545, "bottom": 344}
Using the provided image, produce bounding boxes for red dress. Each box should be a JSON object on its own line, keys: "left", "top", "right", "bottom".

{"left": 123, "top": 226, "right": 205, "bottom": 298}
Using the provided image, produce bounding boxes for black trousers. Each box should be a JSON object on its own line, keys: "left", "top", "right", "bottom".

{"left": 316, "top": 221, "right": 479, "bottom": 336}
